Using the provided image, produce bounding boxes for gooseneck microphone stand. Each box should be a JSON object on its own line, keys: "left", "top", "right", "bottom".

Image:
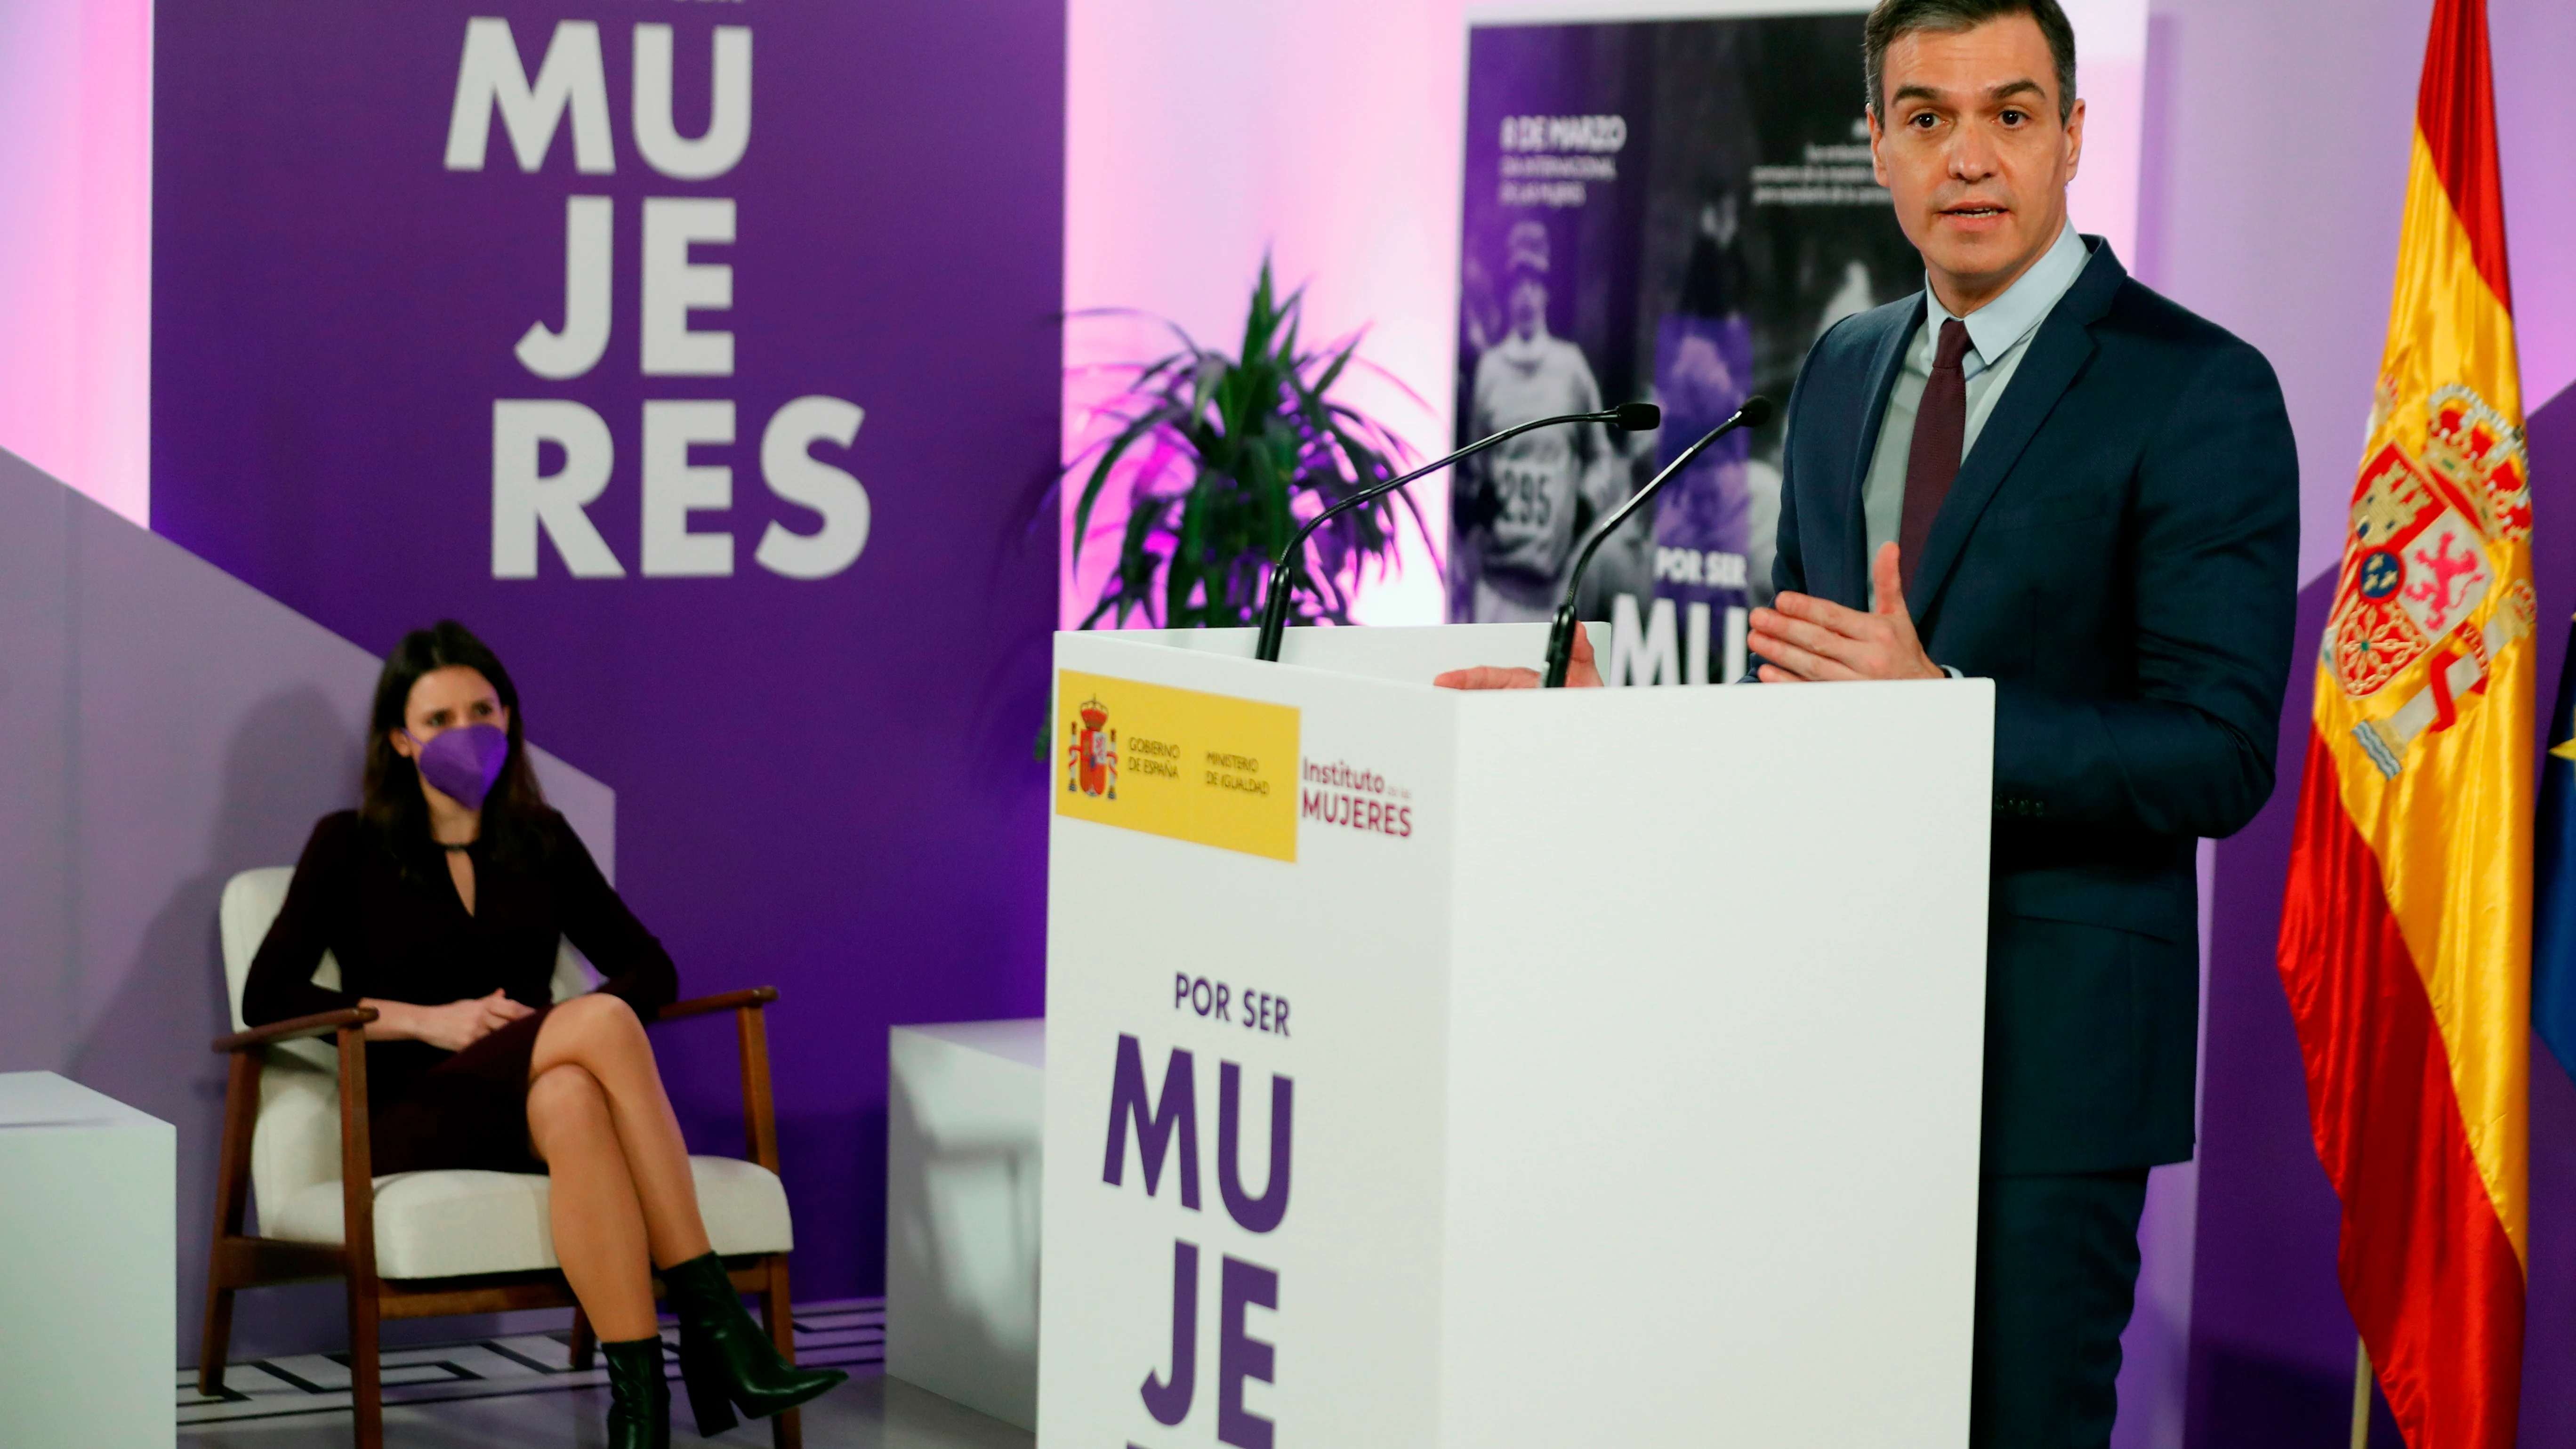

{"left": 1252, "top": 402, "right": 1662, "bottom": 663}
{"left": 1541, "top": 394, "right": 1776, "bottom": 688}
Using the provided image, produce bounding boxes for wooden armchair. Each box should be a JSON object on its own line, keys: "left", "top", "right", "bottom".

{"left": 197, "top": 867, "right": 812, "bottom": 1449}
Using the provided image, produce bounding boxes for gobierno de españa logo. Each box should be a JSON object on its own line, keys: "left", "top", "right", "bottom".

{"left": 1055, "top": 670, "right": 1297, "bottom": 861}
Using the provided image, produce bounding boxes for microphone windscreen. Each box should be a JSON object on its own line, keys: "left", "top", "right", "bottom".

{"left": 1611, "top": 401, "right": 1662, "bottom": 432}
{"left": 1737, "top": 394, "right": 1777, "bottom": 428}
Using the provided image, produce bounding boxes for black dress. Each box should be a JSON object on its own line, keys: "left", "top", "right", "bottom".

{"left": 243, "top": 810, "right": 680, "bottom": 1175}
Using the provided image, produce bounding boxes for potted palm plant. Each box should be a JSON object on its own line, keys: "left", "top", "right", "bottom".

{"left": 1066, "top": 260, "right": 1424, "bottom": 630}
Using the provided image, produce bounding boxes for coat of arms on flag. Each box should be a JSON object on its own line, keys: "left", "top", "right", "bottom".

{"left": 2330, "top": 384, "right": 2534, "bottom": 776}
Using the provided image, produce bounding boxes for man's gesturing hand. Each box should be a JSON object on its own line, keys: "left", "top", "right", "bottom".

{"left": 1433, "top": 619, "right": 1604, "bottom": 690}
{"left": 1748, "top": 541, "right": 1942, "bottom": 683}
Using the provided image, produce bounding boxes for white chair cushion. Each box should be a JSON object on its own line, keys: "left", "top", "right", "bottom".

{"left": 265, "top": 1155, "right": 792, "bottom": 1280}
{"left": 221, "top": 868, "right": 298, "bottom": 1033}
{"left": 250, "top": 1056, "right": 342, "bottom": 1237}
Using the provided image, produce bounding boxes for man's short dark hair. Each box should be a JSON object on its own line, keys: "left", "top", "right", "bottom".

{"left": 1864, "top": 0, "right": 2077, "bottom": 122}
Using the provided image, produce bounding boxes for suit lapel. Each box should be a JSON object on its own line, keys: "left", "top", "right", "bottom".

{"left": 1903, "top": 242, "right": 2126, "bottom": 621}
{"left": 1842, "top": 298, "right": 1923, "bottom": 603}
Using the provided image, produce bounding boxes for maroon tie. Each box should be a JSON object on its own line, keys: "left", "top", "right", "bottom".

{"left": 1897, "top": 318, "right": 1972, "bottom": 592}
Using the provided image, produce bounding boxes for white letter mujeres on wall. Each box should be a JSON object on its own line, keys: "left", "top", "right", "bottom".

{"left": 459, "top": 19, "right": 871, "bottom": 583}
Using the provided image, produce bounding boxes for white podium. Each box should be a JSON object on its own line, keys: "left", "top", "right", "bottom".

{"left": 1039, "top": 624, "right": 1992, "bottom": 1448}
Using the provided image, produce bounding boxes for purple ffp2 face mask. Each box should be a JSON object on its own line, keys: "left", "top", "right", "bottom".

{"left": 410, "top": 723, "right": 510, "bottom": 809}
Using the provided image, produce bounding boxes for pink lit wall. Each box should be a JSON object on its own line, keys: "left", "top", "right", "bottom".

{"left": 2145, "top": 0, "right": 2576, "bottom": 583}
{"left": 0, "top": 0, "right": 151, "bottom": 525}
{"left": 1063, "top": 0, "right": 1470, "bottom": 628}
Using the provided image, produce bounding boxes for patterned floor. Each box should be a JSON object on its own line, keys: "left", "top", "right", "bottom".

{"left": 177, "top": 1300, "right": 885, "bottom": 1426}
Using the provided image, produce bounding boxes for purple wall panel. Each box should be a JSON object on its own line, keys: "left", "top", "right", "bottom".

{"left": 2527, "top": 1036, "right": 2576, "bottom": 1444}
{"left": 2184, "top": 570, "right": 2357, "bottom": 1446}
{"left": 2513, "top": 390, "right": 2576, "bottom": 1448}
{"left": 148, "top": 0, "right": 1065, "bottom": 1301}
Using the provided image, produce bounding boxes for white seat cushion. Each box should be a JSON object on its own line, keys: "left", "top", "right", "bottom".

{"left": 266, "top": 1156, "right": 791, "bottom": 1280}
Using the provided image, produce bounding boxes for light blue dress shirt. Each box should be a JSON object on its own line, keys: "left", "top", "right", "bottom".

{"left": 1860, "top": 223, "right": 2090, "bottom": 559}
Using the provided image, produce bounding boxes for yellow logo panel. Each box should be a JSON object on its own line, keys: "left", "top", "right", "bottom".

{"left": 1056, "top": 669, "right": 1299, "bottom": 862}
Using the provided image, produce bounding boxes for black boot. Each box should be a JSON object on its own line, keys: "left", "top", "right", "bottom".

{"left": 660, "top": 1253, "right": 847, "bottom": 1435}
{"left": 599, "top": 1336, "right": 670, "bottom": 1449}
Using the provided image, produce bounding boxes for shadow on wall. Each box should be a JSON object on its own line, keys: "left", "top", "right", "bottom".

{"left": 69, "top": 686, "right": 363, "bottom": 1363}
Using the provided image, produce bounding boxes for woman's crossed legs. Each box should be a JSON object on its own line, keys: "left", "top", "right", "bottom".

{"left": 525, "top": 993, "right": 711, "bottom": 1340}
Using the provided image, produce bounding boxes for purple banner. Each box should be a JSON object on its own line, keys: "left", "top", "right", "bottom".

{"left": 1452, "top": 16, "right": 1918, "bottom": 684}
{"left": 150, "top": 0, "right": 1065, "bottom": 1298}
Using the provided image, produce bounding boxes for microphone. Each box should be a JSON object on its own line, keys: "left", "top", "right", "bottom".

{"left": 1252, "top": 402, "right": 1662, "bottom": 662}
{"left": 1540, "top": 394, "right": 1775, "bottom": 688}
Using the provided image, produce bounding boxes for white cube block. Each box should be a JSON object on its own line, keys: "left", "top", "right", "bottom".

{"left": 0, "top": 1072, "right": 175, "bottom": 1448}
{"left": 886, "top": 1020, "right": 1044, "bottom": 1430}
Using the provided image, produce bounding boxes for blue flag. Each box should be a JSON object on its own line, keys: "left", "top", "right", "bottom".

{"left": 2536, "top": 620, "right": 2576, "bottom": 1080}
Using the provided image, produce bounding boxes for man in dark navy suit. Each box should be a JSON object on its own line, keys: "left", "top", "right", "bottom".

{"left": 1441, "top": 0, "right": 2299, "bottom": 1441}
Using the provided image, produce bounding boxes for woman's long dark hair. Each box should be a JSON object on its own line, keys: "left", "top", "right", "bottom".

{"left": 362, "top": 620, "right": 550, "bottom": 871}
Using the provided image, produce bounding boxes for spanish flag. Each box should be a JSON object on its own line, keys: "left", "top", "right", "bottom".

{"left": 2275, "top": 0, "right": 2530, "bottom": 1442}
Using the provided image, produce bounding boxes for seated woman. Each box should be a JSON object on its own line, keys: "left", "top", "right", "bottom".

{"left": 243, "top": 620, "right": 841, "bottom": 1448}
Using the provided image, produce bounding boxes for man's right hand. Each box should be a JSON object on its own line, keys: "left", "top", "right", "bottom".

{"left": 364, "top": 989, "right": 535, "bottom": 1051}
{"left": 1433, "top": 622, "right": 1603, "bottom": 690}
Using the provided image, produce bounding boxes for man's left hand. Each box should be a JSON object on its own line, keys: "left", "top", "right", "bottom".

{"left": 1748, "top": 541, "right": 1943, "bottom": 683}
{"left": 1433, "top": 616, "right": 1604, "bottom": 690}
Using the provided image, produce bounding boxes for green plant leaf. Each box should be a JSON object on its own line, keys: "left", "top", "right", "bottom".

{"left": 1055, "top": 252, "right": 1425, "bottom": 636}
